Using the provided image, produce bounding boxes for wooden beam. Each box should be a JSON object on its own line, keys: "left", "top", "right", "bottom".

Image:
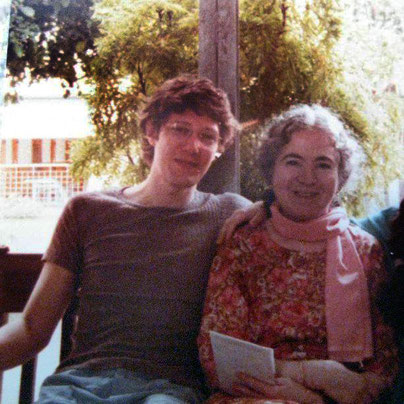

{"left": 198, "top": 0, "right": 240, "bottom": 194}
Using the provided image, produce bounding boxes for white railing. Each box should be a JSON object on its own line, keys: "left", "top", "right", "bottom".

{"left": 0, "top": 163, "right": 84, "bottom": 205}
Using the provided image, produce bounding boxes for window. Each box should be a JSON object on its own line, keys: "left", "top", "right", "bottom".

{"left": 11, "top": 139, "right": 18, "bottom": 163}
{"left": 32, "top": 139, "right": 42, "bottom": 163}
{"left": 0, "top": 139, "right": 5, "bottom": 163}
{"left": 50, "top": 139, "right": 56, "bottom": 163}
{"left": 65, "top": 139, "right": 71, "bottom": 162}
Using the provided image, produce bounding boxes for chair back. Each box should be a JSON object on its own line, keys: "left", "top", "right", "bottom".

{"left": 0, "top": 253, "right": 76, "bottom": 404}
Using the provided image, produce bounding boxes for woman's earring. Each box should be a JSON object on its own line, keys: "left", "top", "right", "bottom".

{"left": 332, "top": 194, "right": 341, "bottom": 207}
{"left": 214, "top": 152, "right": 222, "bottom": 159}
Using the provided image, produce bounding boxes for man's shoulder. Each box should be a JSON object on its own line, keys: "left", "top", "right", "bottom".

{"left": 353, "top": 206, "right": 398, "bottom": 245}
{"left": 61, "top": 189, "right": 125, "bottom": 220}
{"left": 349, "top": 222, "right": 380, "bottom": 244}
{"left": 347, "top": 223, "right": 389, "bottom": 266}
{"left": 206, "top": 192, "right": 251, "bottom": 209}
{"left": 66, "top": 189, "right": 122, "bottom": 207}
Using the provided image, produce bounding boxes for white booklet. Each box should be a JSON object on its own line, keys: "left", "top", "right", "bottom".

{"left": 209, "top": 330, "right": 276, "bottom": 392}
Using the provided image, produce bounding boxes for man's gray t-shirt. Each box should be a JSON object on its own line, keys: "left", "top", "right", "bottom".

{"left": 43, "top": 189, "right": 250, "bottom": 390}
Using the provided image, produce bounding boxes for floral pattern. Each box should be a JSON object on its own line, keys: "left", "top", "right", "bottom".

{"left": 205, "top": 392, "right": 297, "bottom": 404}
{"left": 197, "top": 221, "right": 398, "bottom": 400}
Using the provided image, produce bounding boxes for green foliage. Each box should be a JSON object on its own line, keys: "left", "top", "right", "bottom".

{"left": 335, "top": 0, "right": 404, "bottom": 213}
{"left": 7, "top": 0, "right": 402, "bottom": 214}
{"left": 7, "top": 0, "right": 97, "bottom": 93}
{"left": 70, "top": 0, "right": 198, "bottom": 185}
{"left": 239, "top": 125, "right": 267, "bottom": 203}
{"left": 237, "top": 0, "right": 403, "bottom": 215}
{"left": 238, "top": 0, "right": 344, "bottom": 201}
{"left": 239, "top": 0, "right": 342, "bottom": 122}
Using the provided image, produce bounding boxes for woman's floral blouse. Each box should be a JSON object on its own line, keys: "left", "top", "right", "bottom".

{"left": 197, "top": 221, "right": 398, "bottom": 392}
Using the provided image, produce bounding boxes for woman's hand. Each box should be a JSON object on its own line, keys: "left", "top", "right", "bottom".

{"left": 302, "top": 360, "right": 367, "bottom": 403}
{"left": 232, "top": 372, "right": 325, "bottom": 404}
{"left": 278, "top": 359, "right": 385, "bottom": 404}
{"left": 217, "top": 201, "right": 266, "bottom": 244}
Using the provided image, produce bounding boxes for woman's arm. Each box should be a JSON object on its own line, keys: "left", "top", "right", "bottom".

{"left": 197, "top": 238, "right": 252, "bottom": 389}
{"left": 0, "top": 262, "right": 76, "bottom": 370}
{"left": 273, "top": 234, "right": 399, "bottom": 403}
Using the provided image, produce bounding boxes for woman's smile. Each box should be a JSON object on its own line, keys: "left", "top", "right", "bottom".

{"left": 293, "top": 189, "right": 319, "bottom": 198}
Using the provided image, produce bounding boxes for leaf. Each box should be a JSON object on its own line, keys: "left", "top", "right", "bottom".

{"left": 20, "top": 6, "right": 35, "bottom": 18}
{"left": 76, "top": 41, "right": 86, "bottom": 53}
{"left": 14, "top": 44, "right": 24, "bottom": 58}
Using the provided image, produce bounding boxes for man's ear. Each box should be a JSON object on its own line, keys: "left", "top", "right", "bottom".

{"left": 145, "top": 121, "right": 158, "bottom": 146}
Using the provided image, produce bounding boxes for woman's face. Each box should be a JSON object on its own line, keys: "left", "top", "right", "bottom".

{"left": 272, "top": 129, "right": 340, "bottom": 222}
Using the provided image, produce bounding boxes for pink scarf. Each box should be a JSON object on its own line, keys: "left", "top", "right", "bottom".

{"left": 270, "top": 205, "right": 373, "bottom": 362}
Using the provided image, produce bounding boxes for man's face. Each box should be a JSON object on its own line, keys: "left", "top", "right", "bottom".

{"left": 148, "top": 110, "right": 221, "bottom": 189}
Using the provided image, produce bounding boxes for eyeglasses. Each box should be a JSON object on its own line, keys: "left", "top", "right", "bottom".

{"left": 165, "top": 122, "right": 220, "bottom": 150}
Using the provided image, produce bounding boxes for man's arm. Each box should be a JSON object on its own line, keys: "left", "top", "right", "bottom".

{"left": 0, "top": 262, "right": 76, "bottom": 370}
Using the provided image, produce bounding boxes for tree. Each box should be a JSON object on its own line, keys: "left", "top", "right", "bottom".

{"left": 73, "top": 0, "right": 348, "bottom": 189}
{"left": 7, "top": 0, "right": 402, "bottom": 214}
{"left": 238, "top": 0, "right": 346, "bottom": 202}
{"left": 7, "top": 0, "right": 97, "bottom": 99}
{"left": 70, "top": 0, "right": 199, "bottom": 185}
{"left": 70, "top": 0, "right": 402, "bottom": 214}
{"left": 237, "top": 0, "right": 403, "bottom": 213}
{"left": 335, "top": 0, "right": 404, "bottom": 209}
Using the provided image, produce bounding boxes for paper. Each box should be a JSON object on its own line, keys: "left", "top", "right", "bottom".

{"left": 209, "top": 330, "right": 276, "bottom": 392}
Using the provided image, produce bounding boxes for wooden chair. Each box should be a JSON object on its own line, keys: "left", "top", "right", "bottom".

{"left": 0, "top": 252, "right": 76, "bottom": 404}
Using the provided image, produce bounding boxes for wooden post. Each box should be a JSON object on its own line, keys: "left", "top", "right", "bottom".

{"left": 198, "top": 0, "right": 240, "bottom": 194}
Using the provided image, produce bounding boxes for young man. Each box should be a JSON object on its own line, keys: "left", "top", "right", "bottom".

{"left": 0, "top": 76, "right": 250, "bottom": 403}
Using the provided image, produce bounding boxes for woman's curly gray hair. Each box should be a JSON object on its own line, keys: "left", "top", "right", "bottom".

{"left": 258, "top": 104, "right": 365, "bottom": 192}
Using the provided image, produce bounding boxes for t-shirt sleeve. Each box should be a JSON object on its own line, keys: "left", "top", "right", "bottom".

{"left": 42, "top": 195, "right": 84, "bottom": 274}
{"left": 218, "top": 192, "right": 252, "bottom": 224}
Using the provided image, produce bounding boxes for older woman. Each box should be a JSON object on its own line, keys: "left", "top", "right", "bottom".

{"left": 198, "top": 105, "right": 398, "bottom": 404}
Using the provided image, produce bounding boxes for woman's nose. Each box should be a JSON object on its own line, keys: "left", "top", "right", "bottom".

{"left": 298, "top": 166, "right": 316, "bottom": 184}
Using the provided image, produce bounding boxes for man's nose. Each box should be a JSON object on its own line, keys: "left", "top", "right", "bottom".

{"left": 183, "top": 133, "right": 202, "bottom": 153}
